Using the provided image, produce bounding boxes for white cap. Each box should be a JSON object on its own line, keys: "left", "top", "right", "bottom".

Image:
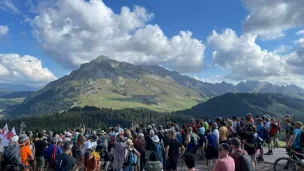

{"left": 11, "top": 135, "right": 19, "bottom": 143}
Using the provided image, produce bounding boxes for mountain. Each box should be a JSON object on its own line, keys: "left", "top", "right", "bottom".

{"left": 0, "top": 83, "right": 37, "bottom": 91}
{"left": 178, "top": 93, "right": 304, "bottom": 119}
{"left": 6, "top": 55, "right": 304, "bottom": 117}
{"left": 7, "top": 56, "right": 205, "bottom": 116}
{"left": 0, "top": 90, "right": 32, "bottom": 112}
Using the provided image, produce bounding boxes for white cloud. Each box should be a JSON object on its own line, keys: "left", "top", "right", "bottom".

{"left": 296, "top": 30, "right": 304, "bottom": 36}
{"left": 0, "top": 54, "right": 56, "bottom": 86}
{"left": 243, "top": 0, "right": 304, "bottom": 39}
{"left": 0, "top": 25, "right": 9, "bottom": 36}
{"left": 31, "top": 0, "right": 205, "bottom": 73}
{"left": 0, "top": 0, "right": 19, "bottom": 14}
{"left": 207, "top": 28, "right": 297, "bottom": 84}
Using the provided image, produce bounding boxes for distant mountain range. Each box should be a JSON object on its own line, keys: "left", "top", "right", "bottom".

{"left": 0, "top": 83, "right": 37, "bottom": 92}
{"left": 5, "top": 56, "right": 304, "bottom": 116}
{"left": 177, "top": 93, "right": 304, "bottom": 120}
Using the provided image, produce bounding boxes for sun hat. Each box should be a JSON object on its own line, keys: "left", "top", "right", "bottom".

{"left": 19, "top": 134, "right": 29, "bottom": 144}
{"left": 151, "top": 135, "right": 160, "bottom": 143}
{"left": 11, "top": 135, "right": 19, "bottom": 143}
{"left": 100, "top": 130, "right": 105, "bottom": 135}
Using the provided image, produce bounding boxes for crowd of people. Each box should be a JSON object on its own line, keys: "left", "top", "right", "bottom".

{"left": 0, "top": 113, "right": 302, "bottom": 171}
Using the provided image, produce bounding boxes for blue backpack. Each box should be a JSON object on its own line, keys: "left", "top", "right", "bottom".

{"left": 153, "top": 143, "right": 164, "bottom": 162}
{"left": 176, "top": 132, "right": 184, "bottom": 144}
{"left": 126, "top": 149, "right": 138, "bottom": 166}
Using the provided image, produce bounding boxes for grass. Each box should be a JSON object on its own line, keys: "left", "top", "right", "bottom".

{"left": 0, "top": 97, "right": 25, "bottom": 110}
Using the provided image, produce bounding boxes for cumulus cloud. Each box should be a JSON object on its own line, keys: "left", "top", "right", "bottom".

{"left": 0, "top": 25, "right": 9, "bottom": 36}
{"left": 31, "top": 0, "right": 205, "bottom": 73}
{"left": 207, "top": 28, "right": 295, "bottom": 82}
{"left": 0, "top": 54, "right": 56, "bottom": 86}
{"left": 0, "top": 0, "right": 19, "bottom": 14}
{"left": 243, "top": 0, "right": 304, "bottom": 39}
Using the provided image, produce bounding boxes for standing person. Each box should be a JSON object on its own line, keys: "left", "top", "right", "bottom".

{"left": 229, "top": 137, "right": 248, "bottom": 171}
{"left": 75, "top": 135, "right": 86, "bottom": 170}
{"left": 84, "top": 149, "right": 101, "bottom": 171}
{"left": 113, "top": 136, "right": 125, "bottom": 171}
{"left": 265, "top": 118, "right": 278, "bottom": 155}
{"left": 185, "top": 153, "right": 198, "bottom": 171}
{"left": 19, "top": 134, "right": 34, "bottom": 171}
{"left": 45, "top": 137, "right": 63, "bottom": 169}
{"left": 134, "top": 133, "right": 145, "bottom": 171}
{"left": 144, "top": 152, "right": 163, "bottom": 171}
{"left": 3, "top": 135, "right": 23, "bottom": 171}
{"left": 85, "top": 136, "right": 98, "bottom": 151}
{"left": 212, "top": 123, "right": 219, "bottom": 144}
{"left": 205, "top": 129, "right": 218, "bottom": 171}
{"left": 212, "top": 143, "right": 235, "bottom": 171}
{"left": 108, "top": 127, "right": 117, "bottom": 152}
{"left": 264, "top": 117, "right": 272, "bottom": 155}
{"left": 151, "top": 134, "right": 165, "bottom": 168}
{"left": 35, "top": 132, "right": 47, "bottom": 171}
{"left": 165, "top": 130, "right": 185, "bottom": 171}
{"left": 55, "top": 142, "right": 76, "bottom": 171}
{"left": 287, "top": 121, "right": 303, "bottom": 153}
{"left": 247, "top": 113, "right": 254, "bottom": 124}
{"left": 123, "top": 139, "right": 140, "bottom": 171}
{"left": 243, "top": 127, "right": 257, "bottom": 168}
{"left": 219, "top": 121, "right": 229, "bottom": 144}
{"left": 198, "top": 121, "right": 206, "bottom": 158}
{"left": 284, "top": 118, "right": 294, "bottom": 147}
{"left": 99, "top": 130, "right": 108, "bottom": 150}
{"left": 185, "top": 127, "right": 199, "bottom": 154}
{"left": 256, "top": 118, "right": 266, "bottom": 161}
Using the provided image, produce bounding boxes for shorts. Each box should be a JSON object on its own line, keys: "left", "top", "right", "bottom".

{"left": 165, "top": 158, "right": 178, "bottom": 171}
{"left": 36, "top": 157, "right": 45, "bottom": 168}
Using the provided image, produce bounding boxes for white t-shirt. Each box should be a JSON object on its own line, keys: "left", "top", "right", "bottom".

{"left": 265, "top": 122, "right": 271, "bottom": 130}
{"left": 213, "top": 129, "right": 219, "bottom": 142}
{"left": 232, "top": 122, "right": 237, "bottom": 133}
{"left": 84, "top": 140, "right": 97, "bottom": 151}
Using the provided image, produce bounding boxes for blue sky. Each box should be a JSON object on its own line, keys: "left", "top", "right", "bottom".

{"left": 0, "top": 0, "right": 304, "bottom": 87}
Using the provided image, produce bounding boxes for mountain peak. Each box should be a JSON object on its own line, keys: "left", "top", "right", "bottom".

{"left": 93, "top": 55, "right": 111, "bottom": 63}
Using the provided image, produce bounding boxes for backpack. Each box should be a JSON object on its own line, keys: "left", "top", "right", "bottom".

{"left": 190, "top": 133, "right": 198, "bottom": 146}
{"left": 125, "top": 149, "right": 138, "bottom": 166}
{"left": 257, "top": 125, "right": 268, "bottom": 140}
{"left": 152, "top": 143, "right": 164, "bottom": 162}
{"left": 236, "top": 151, "right": 255, "bottom": 171}
{"left": 270, "top": 123, "right": 278, "bottom": 136}
{"left": 50, "top": 145, "right": 58, "bottom": 169}
{"left": 277, "top": 121, "right": 282, "bottom": 132}
{"left": 3, "top": 145, "right": 22, "bottom": 170}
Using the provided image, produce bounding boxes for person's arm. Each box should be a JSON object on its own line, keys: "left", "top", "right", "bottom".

{"left": 243, "top": 136, "right": 255, "bottom": 148}
{"left": 165, "top": 145, "right": 169, "bottom": 158}
{"left": 287, "top": 130, "right": 297, "bottom": 147}
{"left": 185, "top": 134, "right": 190, "bottom": 144}
{"left": 27, "top": 147, "right": 34, "bottom": 161}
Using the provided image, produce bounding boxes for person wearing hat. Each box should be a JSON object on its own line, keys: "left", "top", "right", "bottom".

{"left": 243, "top": 127, "right": 257, "bottom": 167}
{"left": 2, "top": 135, "right": 23, "bottom": 170}
{"left": 19, "top": 134, "right": 34, "bottom": 171}
{"left": 124, "top": 139, "right": 140, "bottom": 171}
{"left": 229, "top": 137, "right": 248, "bottom": 171}
{"left": 150, "top": 134, "right": 165, "bottom": 167}
{"left": 84, "top": 135, "right": 98, "bottom": 152}
{"left": 212, "top": 143, "right": 235, "bottom": 171}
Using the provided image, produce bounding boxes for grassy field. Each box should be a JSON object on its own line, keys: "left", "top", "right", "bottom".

{"left": 0, "top": 98, "right": 25, "bottom": 110}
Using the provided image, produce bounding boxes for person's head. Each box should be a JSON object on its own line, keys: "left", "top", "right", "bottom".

{"left": 236, "top": 118, "right": 240, "bottom": 122}
{"left": 229, "top": 137, "right": 241, "bottom": 150}
{"left": 212, "top": 122, "right": 218, "bottom": 129}
{"left": 285, "top": 118, "right": 291, "bottom": 124}
{"left": 63, "top": 142, "right": 73, "bottom": 154}
{"left": 246, "top": 127, "right": 253, "bottom": 135}
{"left": 187, "top": 127, "right": 193, "bottom": 133}
{"left": 219, "top": 143, "right": 230, "bottom": 158}
{"left": 84, "top": 149, "right": 93, "bottom": 161}
{"left": 38, "top": 132, "right": 44, "bottom": 139}
{"left": 18, "top": 134, "right": 29, "bottom": 145}
{"left": 77, "top": 135, "right": 86, "bottom": 146}
{"left": 227, "top": 119, "right": 233, "bottom": 127}
{"left": 247, "top": 113, "right": 252, "bottom": 119}
{"left": 220, "top": 121, "right": 226, "bottom": 127}
{"left": 232, "top": 116, "right": 236, "bottom": 121}
{"left": 257, "top": 118, "right": 263, "bottom": 124}
{"left": 294, "top": 121, "right": 303, "bottom": 129}
{"left": 168, "top": 129, "right": 176, "bottom": 138}
{"left": 11, "top": 135, "right": 19, "bottom": 144}
{"left": 51, "top": 137, "right": 59, "bottom": 145}
{"left": 149, "top": 152, "right": 158, "bottom": 161}
{"left": 185, "top": 153, "right": 196, "bottom": 169}
{"left": 124, "top": 139, "right": 134, "bottom": 148}
{"left": 270, "top": 117, "right": 276, "bottom": 123}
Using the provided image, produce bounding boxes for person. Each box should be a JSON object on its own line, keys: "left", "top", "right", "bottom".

{"left": 99, "top": 130, "right": 108, "bottom": 149}
{"left": 35, "top": 132, "right": 46, "bottom": 171}
{"left": 265, "top": 118, "right": 278, "bottom": 155}
{"left": 212, "top": 123, "right": 219, "bottom": 144}
{"left": 45, "top": 137, "right": 63, "bottom": 169}
{"left": 165, "top": 129, "right": 185, "bottom": 171}
{"left": 229, "top": 137, "right": 248, "bottom": 171}
{"left": 284, "top": 118, "right": 294, "bottom": 147}
{"left": 212, "top": 143, "right": 235, "bottom": 171}
{"left": 75, "top": 135, "right": 86, "bottom": 170}
{"left": 264, "top": 117, "right": 272, "bottom": 155}
{"left": 19, "top": 134, "right": 34, "bottom": 171}
{"left": 287, "top": 121, "right": 303, "bottom": 153}
{"left": 108, "top": 127, "right": 117, "bottom": 152}
{"left": 124, "top": 139, "right": 140, "bottom": 171}
{"left": 185, "top": 153, "right": 198, "bottom": 171}
{"left": 3, "top": 135, "right": 23, "bottom": 170}
{"left": 198, "top": 121, "right": 206, "bottom": 158}
{"left": 55, "top": 142, "right": 76, "bottom": 171}
{"left": 84, "top": 149, "right": 100, "bottom": 171}
{"left": 134, "top": 133, "right": 145, "bottom": 171}
{"left": 205, "top": 129, "right": 218, "bottom": 171}
{"left": 151, "top": 134, "right": 165, "bottom": 168}
{"left": 255, "top": 118, "right": 265, "bottom": 161}
{"left": 145, "top": 152, "right": 163, "bottom": 171}
{"left": 219, "top": 121, "right": 229, "bottom": 144}
{"left": 185, "top": 127, "right": 199, "bottom": 154}
{"left": 113, "top": 136, "right": 125, "bottom": 171}
{"left": 243, "top": 127, "right": 257, "bottom": 168}
{"left": 247, "top": 113, "right": 254, "bottom": 124}
{"left": 84, "top": 135, "right": 98, "bottom": 151}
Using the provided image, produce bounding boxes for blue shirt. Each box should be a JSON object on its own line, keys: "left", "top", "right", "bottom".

{"left": 207, "top": 134, "right": 218, "bottom": 149}
{"left": 256, "top": 124, "right": 265, "bottom": 139}
{"left": 44, "top": 144, "right": 63, "bottom": 162}
{"left": 293, "top": 128, "right": 302, "bottom": 149}
{"left": 199, "top": 127, "right": 205, "bottom": 135}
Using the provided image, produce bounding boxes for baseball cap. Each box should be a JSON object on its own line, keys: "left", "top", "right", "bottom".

{"left": 229, "top": 137, "right": 241, "bottom": 148}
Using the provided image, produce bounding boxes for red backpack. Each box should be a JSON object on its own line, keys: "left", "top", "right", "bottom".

{"left": 50, "top": 145, "right": 58, "bottom": 168}
{"left": 270, "top": 123, "right": 278, "bottom": 136}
